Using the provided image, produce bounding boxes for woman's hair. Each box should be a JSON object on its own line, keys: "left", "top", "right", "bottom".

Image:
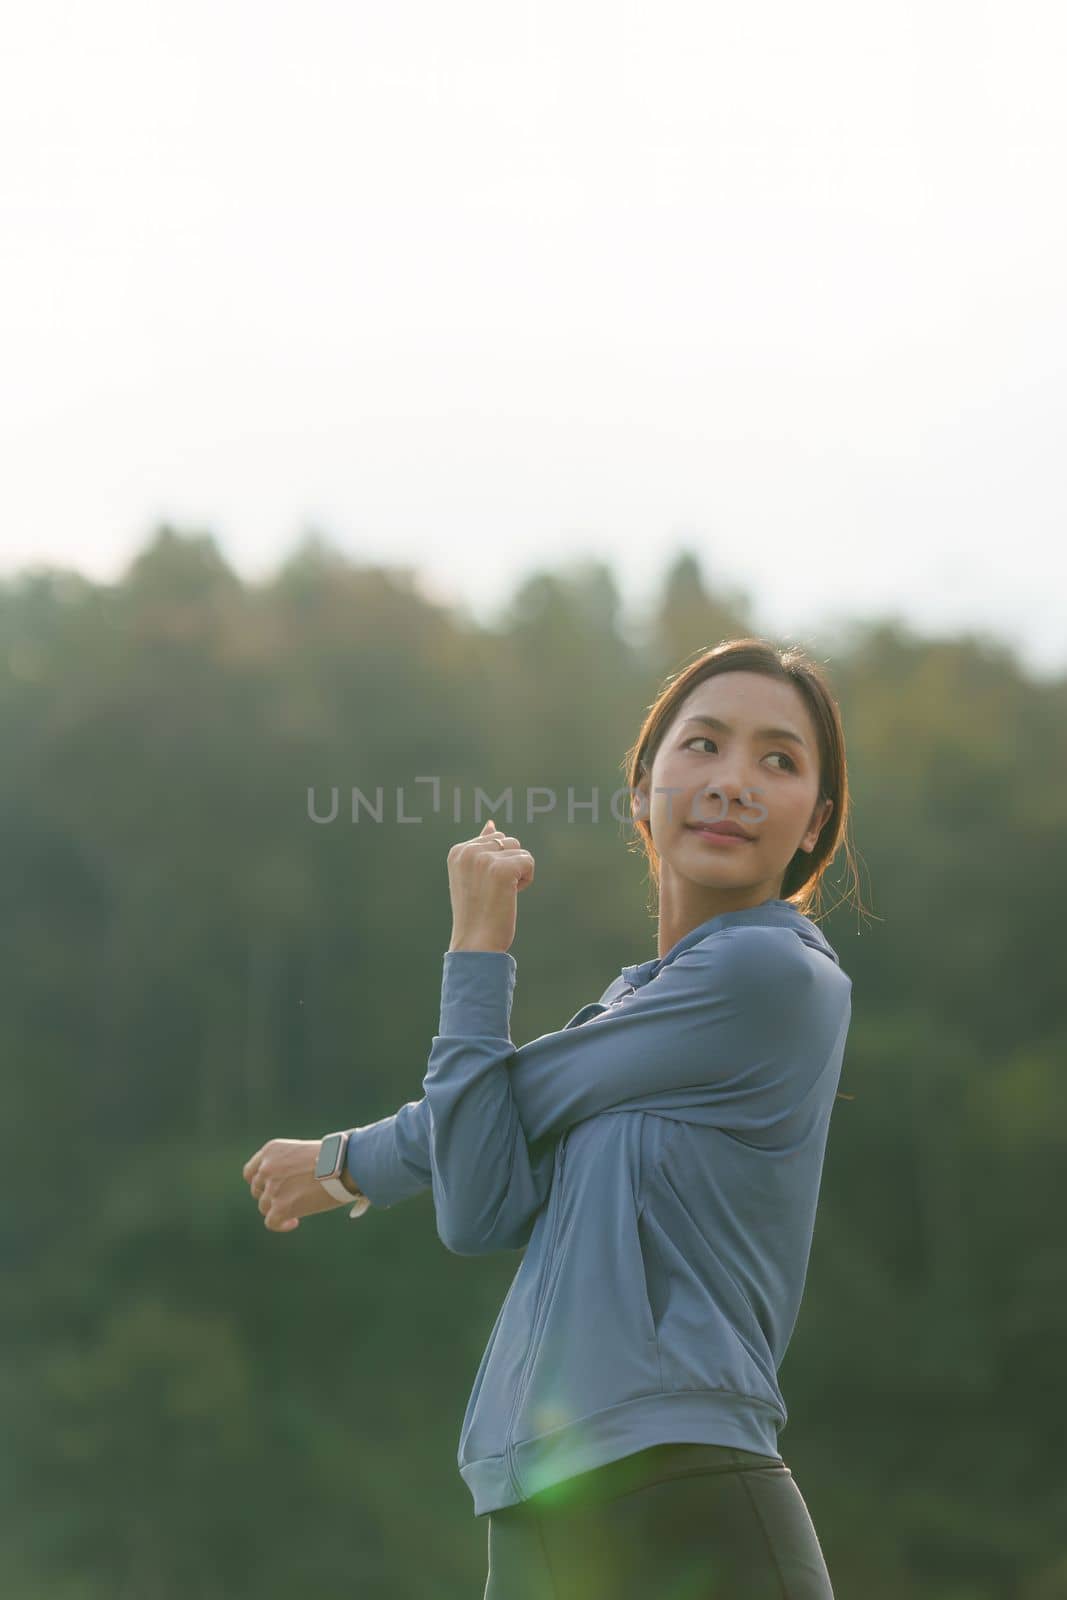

{"left": 621, "top": 636, "right": 867, "bottom": 926}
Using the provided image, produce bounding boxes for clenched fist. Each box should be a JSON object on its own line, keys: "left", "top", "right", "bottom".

{"left": 447, "top": 819, "right": 535, "bottom": 954}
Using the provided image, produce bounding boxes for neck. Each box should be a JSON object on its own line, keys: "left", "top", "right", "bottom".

{"left": 655, "top": 872, "right": 783, "bottom": 959}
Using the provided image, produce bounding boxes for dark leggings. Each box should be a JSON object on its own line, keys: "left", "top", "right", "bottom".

{"left": 482, "top": 1442, "right": 834, "bottom": 1599}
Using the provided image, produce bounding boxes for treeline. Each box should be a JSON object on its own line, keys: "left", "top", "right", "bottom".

{"left": 1, "top": 525, "right": 1064, "bottom": 1598}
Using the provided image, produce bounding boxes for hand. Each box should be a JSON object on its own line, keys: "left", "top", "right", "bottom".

{"left": 447, "top": 819, "right": 536, "bottom": 954}
{"left": 242, "top": 1138, "right": 351, "bottom": 1233}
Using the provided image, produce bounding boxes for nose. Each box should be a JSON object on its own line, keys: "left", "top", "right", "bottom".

{"left": 690, "top": 781, "right": 757, "bottom": 826}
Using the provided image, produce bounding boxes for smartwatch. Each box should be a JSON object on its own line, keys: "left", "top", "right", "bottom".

{"left": 315, "top": 1130, "right": 371, "bottom": 1219}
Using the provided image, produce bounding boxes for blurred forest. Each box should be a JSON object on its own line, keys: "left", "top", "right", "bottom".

{"left": 2, "top": 524, "right": 1065, "bottom": 1600}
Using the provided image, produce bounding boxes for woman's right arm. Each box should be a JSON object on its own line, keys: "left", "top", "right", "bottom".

{"left": 344, "top": 991, "right": 614, "bottom": 1248}
{"left": 344, "top": 1099, "right": 434, "bottom": 1210}
{"left": 345, "top": 1096, "right": 558, "bottom": 1253}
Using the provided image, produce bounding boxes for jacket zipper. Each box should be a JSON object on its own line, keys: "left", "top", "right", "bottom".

{"left": 503, "top": 1135, "right": 568, "bottom": 1501}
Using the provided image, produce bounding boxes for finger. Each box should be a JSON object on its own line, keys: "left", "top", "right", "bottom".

{"left": 265, "top": 1209, "right": 299, "bottom": 1233}
{"left": 484, "top": 825, "right": 520, "bottom": 843}
{"left": 479, "top": 838, "right": 523, "bottom": 858}
{"left": 452, "top": 832, "right": 523, "bottom": 859}
{"left": 488, "top": 848, "right": 533, "bottom": 869}
{"left": 244, "top": 1139, "right": 276, "bottom": 1181}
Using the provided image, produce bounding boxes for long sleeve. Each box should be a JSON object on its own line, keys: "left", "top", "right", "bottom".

{"left": 344, "top": 1098, "right": 434, "bottom": 1211}
{"left": 423, "top": 925, "right": 850, "bottom": 1255}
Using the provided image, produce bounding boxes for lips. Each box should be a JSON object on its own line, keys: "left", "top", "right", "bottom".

{"left": 686, "top": 821, "right": 755, "bottom": 840}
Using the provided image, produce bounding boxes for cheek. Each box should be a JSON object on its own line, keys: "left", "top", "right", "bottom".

{"left": 648, "top": 767, "right": 689, "bottom": 826}
{"left": 753, "top": 797, "right": 807, "bottom": 835}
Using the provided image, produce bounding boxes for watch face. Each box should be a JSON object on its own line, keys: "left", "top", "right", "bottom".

{"left": 314, "top": 1133, "right": 343, "bottom": 1178}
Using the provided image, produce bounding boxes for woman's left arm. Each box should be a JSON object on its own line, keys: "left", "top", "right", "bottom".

{"left": 373, "top": 821, "right": 850, "bottom": 1254}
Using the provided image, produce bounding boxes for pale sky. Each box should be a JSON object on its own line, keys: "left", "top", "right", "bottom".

{"left": 2, "top": 1, "right": 1065, "bottom": 678}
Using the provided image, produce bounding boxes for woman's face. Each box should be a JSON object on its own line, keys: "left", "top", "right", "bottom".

{"left": 637, "top": 671, "right": 833, "bottom": 907}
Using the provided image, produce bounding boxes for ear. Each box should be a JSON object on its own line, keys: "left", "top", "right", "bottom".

{"left": 632, "top": 761, "right": 651, "bottom": 824}
{"left": 803, "top": 796, "right": 834, "bottom": 850}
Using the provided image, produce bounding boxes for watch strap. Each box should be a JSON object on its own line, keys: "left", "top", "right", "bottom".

{"left": 320, "top": 1173, "right": 371, "bottom": 1217}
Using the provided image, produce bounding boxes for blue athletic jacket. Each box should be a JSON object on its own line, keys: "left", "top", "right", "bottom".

{"left": 345, "top": 897, "right": 853, "bottom": 1517}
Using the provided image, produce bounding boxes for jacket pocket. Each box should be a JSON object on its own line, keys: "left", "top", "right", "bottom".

{"left": 635, "top": 1196, "right": 665, "bottom": 1349}
{"left": 645, "top": 1127, "right": 776, "bottom": 1403}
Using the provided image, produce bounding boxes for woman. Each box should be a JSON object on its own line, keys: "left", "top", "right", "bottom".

{"left": 244, "top": 637, "right": 862, "bottom": 1597}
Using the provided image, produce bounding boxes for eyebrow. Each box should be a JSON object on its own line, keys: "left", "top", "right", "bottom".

{"left": 677, "top": 714, "right": 808, "bottom": 751}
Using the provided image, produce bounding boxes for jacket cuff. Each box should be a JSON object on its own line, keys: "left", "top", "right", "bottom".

{"left": 344, "top": 1121, "right": 403, "bottom": 1210}
{"left": 439, "top": 950, "right": 517, "bottom": 1039}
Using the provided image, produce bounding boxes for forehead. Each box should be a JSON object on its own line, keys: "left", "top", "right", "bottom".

{"left": 671, "top": 672, "right": 812, "bottom": 735}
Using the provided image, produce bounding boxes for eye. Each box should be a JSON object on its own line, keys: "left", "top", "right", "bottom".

{"left": 682, "top": 735, "right": 797, "bottom": 773}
